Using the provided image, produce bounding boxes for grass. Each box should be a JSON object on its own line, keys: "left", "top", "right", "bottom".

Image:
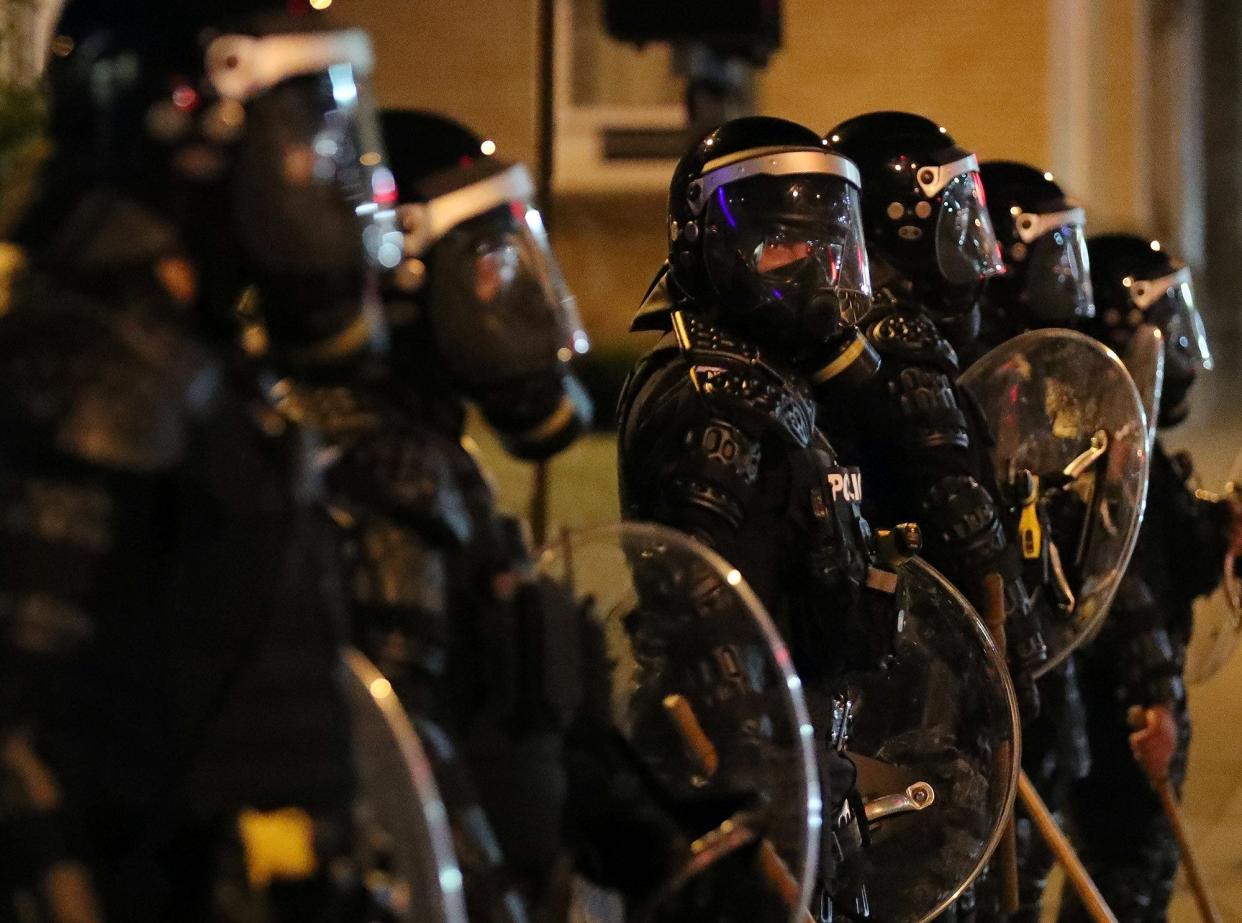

{"left": 465, "top": 415, "right": 622, "bottom": 540}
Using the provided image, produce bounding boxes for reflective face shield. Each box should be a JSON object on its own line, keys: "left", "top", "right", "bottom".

{"left": 931, "top": 164, "right": 1006, "bottom": 286}
{"left": 400, "top": 162, "right": 589, "bottom": 386}
{"left": 208, "top": 30, "right": 403, "bottom": 278}
{"left": 1017, "top": 207, "right": 1094, "bottom": 324}
{"left": 692, "top": 148, "right": 871, "bottom": 340}
{"left": 1127, "top": 266, "right": 1212, "bottom": 374}
{"left": 422, "top": 198, "right": 588, "bottom": 383}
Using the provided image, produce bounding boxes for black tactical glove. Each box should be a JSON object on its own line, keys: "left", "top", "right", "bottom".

{"left": 818, "top": 744, "right": 870, "bottom": 921}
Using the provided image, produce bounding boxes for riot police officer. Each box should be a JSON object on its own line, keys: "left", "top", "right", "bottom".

{"left": 256, "top": 108, "right": 594, "bottom": 923}
{"left": 0, "top": 2, "right": 398, "bottom": 919}
{"left": 975, "top": 160, "right": 1095, "bottom": 358}
{"left": 823, "top": 112, "right": 1049, "bottom": 922}
{"left": 976, "top": 160, "right": 1096, "bottom": 922}
{"left": 271, "top": 110, "right": 805, "bottom": 923}
{"left": 824, "top": 112, "right": 1047, "bottom": 713}
{"left": 1062, "top": 234, "right": 1240, "bottom": 921}
{"left": 617, "top": 115, "right": 898, "bottom": 921}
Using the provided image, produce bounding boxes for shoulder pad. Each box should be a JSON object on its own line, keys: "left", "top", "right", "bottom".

{"left": 275, "top": 383, "right": 384, "bottom": 442}
{"left": 630, "top": 262, "right": 676, "bottom": 333}
{"left": 671, "top": 311, "right": 816, "bottom": 446}
{"left": 330, "top": 423, "right": 473, "bottom": 548}
{"left": 0, "top": 295, "right": 204, "bottom": 473}
{"left": 865, "top": 306, "right": 959, "bottom": 373}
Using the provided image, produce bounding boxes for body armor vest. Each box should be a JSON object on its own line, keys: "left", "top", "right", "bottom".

{"left": 619, "top": 307, "right": 907, "bottom": 689}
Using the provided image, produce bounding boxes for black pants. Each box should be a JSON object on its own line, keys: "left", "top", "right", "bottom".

{"left": 946, "top": 659, "right": 1090, "bottom": 923}
{"left": 1059, "top": 667, "right": 1190, "bottom": 923}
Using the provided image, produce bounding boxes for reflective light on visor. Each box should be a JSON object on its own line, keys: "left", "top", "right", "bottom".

{"left": 716, "top": 187, "right": 738, "bottom": 230}
{"left": 525, "top": 207, "right": 547, "bottom": 236}
{"left": 329, "top": 63, "right": 357, "bottom": 106}
{"left": 372, "top": 167, "right": 398, "bottom": 206}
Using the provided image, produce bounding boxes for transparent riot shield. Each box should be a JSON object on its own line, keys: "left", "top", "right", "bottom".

{"left": 537, "top": 522, "right": 820, "bottom": 923}
{"left": 841, "top": 555, "right": 1021, "bottom": 923}
{"left": 1187, "top": 450, "right": 1242, "bottom": 684}
{"left": 342, "top": 648, "right": 469, "bottom": 923}
{"left": 1124, "top": 323, "right": 1166, "bottom": 450}
{"left": 960, "top": 328, "right": 1151, "bottom": 675}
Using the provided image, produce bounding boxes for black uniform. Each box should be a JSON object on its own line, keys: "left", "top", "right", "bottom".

{"left": 824, "top": 115, "right": 1047, "bottom": 715}
{"left": 348, "top": 111, "right": 601, "bottom": 922}
{"left": 0, "top": 4, "right": 412, "bottom": 919}
{"left": 0, "top": 218, "right": 358, "bottom": 923}
{"left": 818, "top": 296, "right": 1055, "bottom": 922}
{"left": 1060, "top": 233, "right": 1224, "bottom": 922}
{"left": 274, "top": 371, "right": 589, "bottom": 923}
{"left": 286, "top": 111, "right": 769, "bottom": 923}
{"left": 825, "top": 111, "right": 1049, "bottom": 923}
{"left": 619, "top": 116, "right": 900, "bottom": 920}
{"left": 619, "top": 304, "right": 886, "bottom": 921}
{"left": 1060, "top": 443, "right": 1226, "bottom": 920}
{"left": 972, "top": 159, "right": 1098, "bottom": 921}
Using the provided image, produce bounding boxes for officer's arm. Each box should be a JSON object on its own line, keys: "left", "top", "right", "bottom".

{"left": 880, "top": 365, "right": 1048, "bottom": 679}
{"left": 860, "top": 359, "right": 1003, "bottom": 588}
{"left": 1105, "top": 571, "right": 1184, "bottom": 707}
{"left": 651, "top": 414, "right": 764, "bottom": 559}
{"left": 324, "top": 427, "right": 474, "bottom": 706}
{"left": 1165, "top": 452, "right": 1233, "bottom": 601}
{"left": 627, "top": 366, "right": 767, "bottom": 572}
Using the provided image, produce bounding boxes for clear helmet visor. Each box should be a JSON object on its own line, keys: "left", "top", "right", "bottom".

{"left": 426, "top": 201, "right": 588, "bottom": 384}
{"left": 703, "top": 173, "right": 872, "bottom": 328}
{"left": 935, "top": 171, "right": 1006, "bottom": 285}
{"left": 1131, "top": 271, "right": 1213, "bottom": 373}
{"left": 1026, "top": 224, "right": 1094, "bottom": 324}
{"left": 231, "top": 62, "right": 403, "bottom": 276}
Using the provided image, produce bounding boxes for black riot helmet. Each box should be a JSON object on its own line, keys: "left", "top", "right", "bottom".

{"left": 666, "top": 116, "right": 876, "bottom": 374}
{"left": 382, "top": 109, "right": 592, "bottom": 460}
{"left": 31, "top": 0, "right": 401, "bottom": 357}
{"left": 826, "top": 112, "right": 1005, "bottom": 326}
{"left": 1083, "top": 233, "right": 1211, "bottom": 427}
{"left": 978, "top": 161, "right": 1094, "bottom": 345}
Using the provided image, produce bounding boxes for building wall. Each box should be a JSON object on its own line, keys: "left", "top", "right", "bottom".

{"left": 757, "top": 1, "right": 1053, "bottom": 169}
{"left": 327, "top": 0, "right": 1182, "bottom": 353}
{"left": 327, "top": 0, "right": 542, "bottom": 165}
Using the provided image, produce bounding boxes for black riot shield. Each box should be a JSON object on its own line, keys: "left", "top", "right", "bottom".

{"left": 537, "top": 522, "right": 820, "bottom": 923}
{"left": 839, "top": 555, "right": 1021, "bottom": 923}
{"left": 960, "top": 328, "right": 1151, "bottom": 674}
{"left": 342, "top": 648, "right": 469, "bottom": 923}
{"left": 1187, "top": 449, "right": 1242, "bottom": 684}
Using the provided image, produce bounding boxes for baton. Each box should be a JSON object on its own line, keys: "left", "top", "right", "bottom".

{"left": 1016, "top": 772, "right": 1118, "bottom": 923}
{"left": 1126, "top": 707, "right": 1223, "bottom": 923}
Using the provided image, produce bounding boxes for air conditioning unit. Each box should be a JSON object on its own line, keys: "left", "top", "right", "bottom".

{"left": 552, "top": 0, "right": 688, "bottom": 195}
